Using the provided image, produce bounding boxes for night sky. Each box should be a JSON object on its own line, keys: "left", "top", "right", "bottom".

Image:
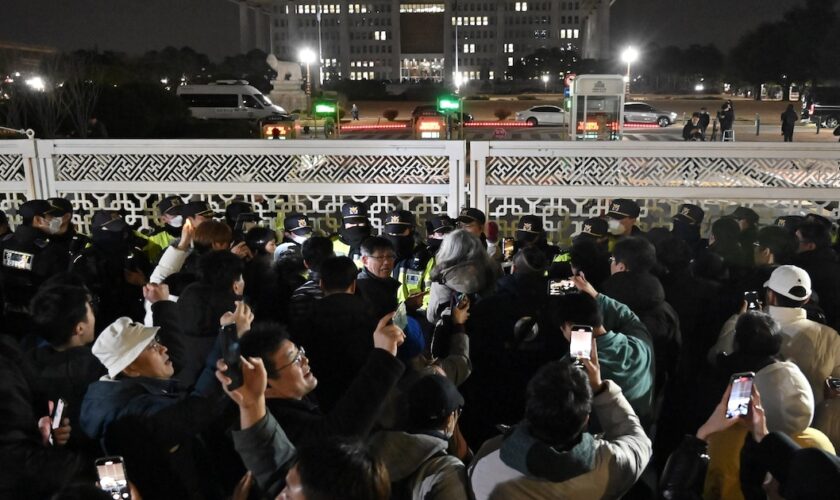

{"left": 1, "top": 0, "right": 806, "bottom": 61}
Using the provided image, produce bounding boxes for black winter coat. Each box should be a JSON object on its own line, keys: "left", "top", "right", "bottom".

{"left": 794, "top": 247, "right": 840, "bottom": 331}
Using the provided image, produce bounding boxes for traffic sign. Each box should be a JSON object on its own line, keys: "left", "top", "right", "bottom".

{"left": 493, "top": 128, "right": 507, "bottom": 139}
{"left": 437, "top": 95, "right": 461, "bottom": 113}
{"left": 564, "top": 73, "right": 577, "bottom": 87}
{"left": 313, "top": 100, "right": 337, "bottom": 117}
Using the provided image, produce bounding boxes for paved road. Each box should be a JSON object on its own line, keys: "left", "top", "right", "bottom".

{"left": 328, "top": 121, "right": 837, "bottom": 142}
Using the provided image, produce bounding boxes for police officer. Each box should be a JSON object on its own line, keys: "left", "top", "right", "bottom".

{"left": 225, "top": 201, "right": 261, "bottom": 244}
{"left": 0, "top": 209, "right": 10, "bottom": 238}
{"left": 606, "top": 198, "right": 644, "bottom": 251}
{"left": 331, "top": 201, "right": 372, "bottom": 267}
{"left": 71, "top": 211, "right": 150, "bottom": 328}
{"left": 146, "top": 195, "right": 184, "bottom": 263}
{"left": 45, "top": 197, "right": 90, "bottom": 263}
{"left": 553, "top": 216, "right": 609, "bottom": 265}
{"left": 381, "top": 209, "right": 425, "bottom": 305}
{"left": 774, "top": 215, "right": 805, "bottom": 236}
{"left": 672, "top": 203, "right": 706, "bottom": 259}
{"left": 514, "top": 215, "right": 560, "bottom": 263}
{"left": 275, "top": 212, "right": 313, "bottom": 259}
{"left": 0, "top": 200, "right": 70, "bottom": 337}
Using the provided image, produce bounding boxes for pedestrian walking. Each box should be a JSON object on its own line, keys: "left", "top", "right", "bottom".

{"left": 351, "top": 103, "right": 359, "bottom": 120}
{"left": 781, "top": 103, "right": 798, "bottom": 142}
{"left": 717, "top": 101, "right": 734, "bottom": 141}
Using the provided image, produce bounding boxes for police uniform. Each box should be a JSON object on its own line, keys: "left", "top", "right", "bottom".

{"left": 331, "top": 202, "right": 371, "bottom": 268}
{"left": 420, "top": 214, "right": 455, "bottom": 310}
{"left": 146, "top": 196, "right": 184, "bottom": 263}
{"left": 45, "top": 197, "right": 91, "bottom": 263}
{"left": 381, "top": 210, "right": 427, "bottom": 304}
{"left": 0, "top": 200, "right": 70, "bottom": 336}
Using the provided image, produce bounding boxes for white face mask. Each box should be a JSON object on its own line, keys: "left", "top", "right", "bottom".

{"left": 46, "top": 217, "right": 62, "bottom": 235}
{"left": 291, "top": 234, "right": 309, "bottom": 245}
{"left": 607, "top": 218, "right": 624, "bottom": 236}
{"left": 168, "top": 215, "right": 184, "bottom": 228}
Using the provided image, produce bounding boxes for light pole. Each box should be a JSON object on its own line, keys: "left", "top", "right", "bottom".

{"left": 299, "top": 48, "right": 316, "bottom": 96}
{"left": 541, "top": 74, "right": 549, "bottom": 93}
{"left": 621, "top": 46, "right": 639, "bottom": 96}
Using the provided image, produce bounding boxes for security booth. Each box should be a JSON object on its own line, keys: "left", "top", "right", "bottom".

{"left": 415, "top": 116, "right": 446, "bottom": 139}
{"left": 570, "top": 75, "right": 625, "bottom": 141}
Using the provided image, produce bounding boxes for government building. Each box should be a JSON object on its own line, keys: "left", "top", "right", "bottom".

{"left": 231, "top": 0, "right": 611, "bottom": 84}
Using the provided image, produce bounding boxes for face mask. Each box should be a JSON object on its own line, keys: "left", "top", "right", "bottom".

{"left": 46, "top": 217, "right": 62, "bottom": 235}
{"left": 427, "top": 238, "right": 443, "bottom": 252}
{"left": 291, "top": 234, "right": 309, "bottom": 245}
{"left": 168, "top": 215, "right": 183, "bottom": 228}
{"left": 93, "top": 228, "right": 130, "bottom": 252}
{"left": 386, "top": 234, "right": 414, "bottom": 259}
{"left": 340, "top": 225, "right": 371, "bottom": 246}
{"left": 607, "top": 218, "right": 624, "bottom": 236}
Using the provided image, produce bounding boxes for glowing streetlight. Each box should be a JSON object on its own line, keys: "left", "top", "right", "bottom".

{"left": 541, "top": 74, "right": 550, "bottom": 92}
{"left": 621, "top": 47, "right": 639, "bottom": 95}
{"left": 299, "top": 48, "right": 316, "bottom": 96}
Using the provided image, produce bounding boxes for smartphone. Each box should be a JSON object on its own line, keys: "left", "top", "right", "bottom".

{"left": 726, "top": 372, "right": 755, "bottom": 419}
{"left": 501, "top": 237, "right": 515, "bottom": 261}
{"left": 393, "top": 302, "right": 408, "bottom": 330}
{"left": 49, "top": 398, "right": 66, "bottom": 445}
{"left": 95, "top": 456, "right": 131, "bottom": 500}
{"left": 826, "top": 377, "right": 840, "bottom": 400}
{"left": 221, "top": 325, "right": 243, "bottom": 391}
{"left": 744, "top": 291, "right": 761, "bottom": 311}
{"left": 548, "top": 279, "right": 577, "bottom": 296}
{"left": 570, "top": 325, "right": 593, "bottom": 360}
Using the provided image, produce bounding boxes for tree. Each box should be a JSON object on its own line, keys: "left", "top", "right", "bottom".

{"left": 214, "top": 49, "right": 277, "bottom": 93}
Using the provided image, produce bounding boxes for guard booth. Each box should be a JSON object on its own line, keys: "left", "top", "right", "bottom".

{"left": 261, "top": 121, "right": 296, "bottom": 140}
{"left": 570, "top": 75, "right": 625, "bottom": 141}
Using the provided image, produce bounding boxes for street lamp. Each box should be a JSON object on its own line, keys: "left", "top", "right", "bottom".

{"left": 621, "top": 46, "right": 639, "bottom": 95}
{"left": 541, "top": 74, "right": 549, "bottom": 93}
{"left": 299, "top": 48, "right": 316, "bottom": 96}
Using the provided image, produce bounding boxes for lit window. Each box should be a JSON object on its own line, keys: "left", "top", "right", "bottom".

{"left": 508, "top": 57, "right": 514, "bottom": 66}
{"left": 463, "top": 43, "right": 475, "bottom": 53}
{"left": 483, "top": 16, "right": 489, "bottom": 25}
{"left": 504, "top": 43, "right": 514, "bottom": 53}
{"left": 515, "top": 2, "right": 528, "bottom": 12}
{"left": 573, "top": 29, "right": 579, "bottom": 38}
{"left": 374, "top": 31, "right": 387, "bottom": 40}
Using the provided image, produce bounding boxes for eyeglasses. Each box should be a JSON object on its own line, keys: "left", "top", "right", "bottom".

{"left": 145, "top": 335, "right": 164, "bottom": 352}
{"left": 368, "top": 254, "right": 396, "bottom": 262}
{"left": 277, "top": 346, "right": 306, "bottom": 372}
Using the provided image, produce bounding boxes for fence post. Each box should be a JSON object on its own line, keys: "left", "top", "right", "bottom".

{"left": 755, "top": 113, "right": 761, "bottom": 136}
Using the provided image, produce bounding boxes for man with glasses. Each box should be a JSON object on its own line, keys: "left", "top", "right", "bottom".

{"left": 356, "top": 236, "right": 402, "bottom": 320}
{"left": 80, "top": 300, "right": 253, "bottom": 443}
{"left": 238, "top": 313, "right": 405, "bottom": 447}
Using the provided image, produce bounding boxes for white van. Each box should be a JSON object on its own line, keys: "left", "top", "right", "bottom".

{"left": 177, "top": 81, "right": 287, "bottom": 120}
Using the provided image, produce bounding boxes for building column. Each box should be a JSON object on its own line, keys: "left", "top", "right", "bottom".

{"left": 596, "top": 0, "right": 610, "bottom": 60}
{"left": 255, "top": 10, "right": 268, "bottom": 53}
{"left": 391, "top": 1, "right": 402, "bottom": 81}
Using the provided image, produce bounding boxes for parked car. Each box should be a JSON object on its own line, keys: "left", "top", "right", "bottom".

{"left": 623, "top": 102, "right": 678, "bottom": 127}
{"left": 514, "top": 105, "right": 567, "bottom": 126}
{"left": 802, "top": 87, "right": 840, "bottom": 127}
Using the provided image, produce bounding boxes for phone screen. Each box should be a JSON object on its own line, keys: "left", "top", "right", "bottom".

{"left": 221, "top": 326, "right": 243, "bottom": 391}
{"left": 96, "top": 456, "right": 131, "bottom": 499}
{"left": 726, "top": 373, "right": 755, "bottom": 419}
{"left": 570, "top": 325, "right": 593, "bottom": 359}
{"left": 744, "top": 291, "right": 761, "bottom": 310}
{"left": 502, "top": 238, "right": 515, "bottom": 261}
{"left": 548, "top": 279, "right": 576, "bottom": 296}
{"left": 51, "top": 399, "right": 65, "bottom": 430}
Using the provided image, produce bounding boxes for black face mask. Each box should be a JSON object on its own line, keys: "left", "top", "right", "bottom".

{"left": 340, "top": 225, "right": 371, "bottom": 247}
{"left": 386, "top": 234, "right": 414, "bottom": 260}
{"left": 673, "top": 222, "right": 701, "bottom": 245}
{"left": 427, "top": 238, "right": 443, "bottom": 253}
{"left": 164, "top": 224, "right": 182, "bottom": 238}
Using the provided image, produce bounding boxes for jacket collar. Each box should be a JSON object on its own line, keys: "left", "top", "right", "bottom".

{"left": 768, "top": 305, "right": 807, "bottom": 326}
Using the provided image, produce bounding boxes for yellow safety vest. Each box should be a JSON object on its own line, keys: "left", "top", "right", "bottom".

{"left": 331, "top": 236, "right": 364, "bottom": 269}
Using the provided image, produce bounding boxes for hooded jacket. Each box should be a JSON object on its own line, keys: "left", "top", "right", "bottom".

{"left": 369, "top": 430, "right": 470, "bottom": 500}
{"left": 703, "top": 361, "right": 835, "bottom": 500}
{"left": 711, "top": 306, "right": 840, "bottom": 403}
{"left": 427, "top": 260, "right": 498, "bottom": 324}
{"left": 469, "top": 380, "right": 652, "bottom": 500}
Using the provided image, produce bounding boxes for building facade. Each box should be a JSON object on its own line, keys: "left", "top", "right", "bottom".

{"left": 236, "top": 0, "right": 610, "bottom": 84}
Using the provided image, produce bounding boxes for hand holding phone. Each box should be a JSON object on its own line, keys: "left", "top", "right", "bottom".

{"left": 48, "top": 398, "right": 66, "bottom": 446}
{"left": 221, "top": 325, "right": 244, "bottom": 391}
{"left": 570, "top": 325, "right": 593, "bottom": 360}
{"left": 725, "top": 372, "right": 755, "bottom": 419}
{"left": 548, "top": 279, "right": 578, "bottom": 296}
{"left": 744, "top": 291, "right": 761, "bottom": 311}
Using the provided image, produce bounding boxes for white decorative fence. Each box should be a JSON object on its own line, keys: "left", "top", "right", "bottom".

{"left": 469, "top": 141, "right": 840, "bottom": 243}
{"left": 2, "top": 139, "right": 840, "bottom": 241}
{"left": 2, "top": 139, "right": 466, "bottom": 234}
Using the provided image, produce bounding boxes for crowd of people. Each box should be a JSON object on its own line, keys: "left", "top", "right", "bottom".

{"left": 1, "top": 194, "right": 839, "bottom": 499}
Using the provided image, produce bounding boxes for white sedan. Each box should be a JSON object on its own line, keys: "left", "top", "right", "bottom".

{"left": 515, "top": 105, "right": 567, "bottom": 126}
